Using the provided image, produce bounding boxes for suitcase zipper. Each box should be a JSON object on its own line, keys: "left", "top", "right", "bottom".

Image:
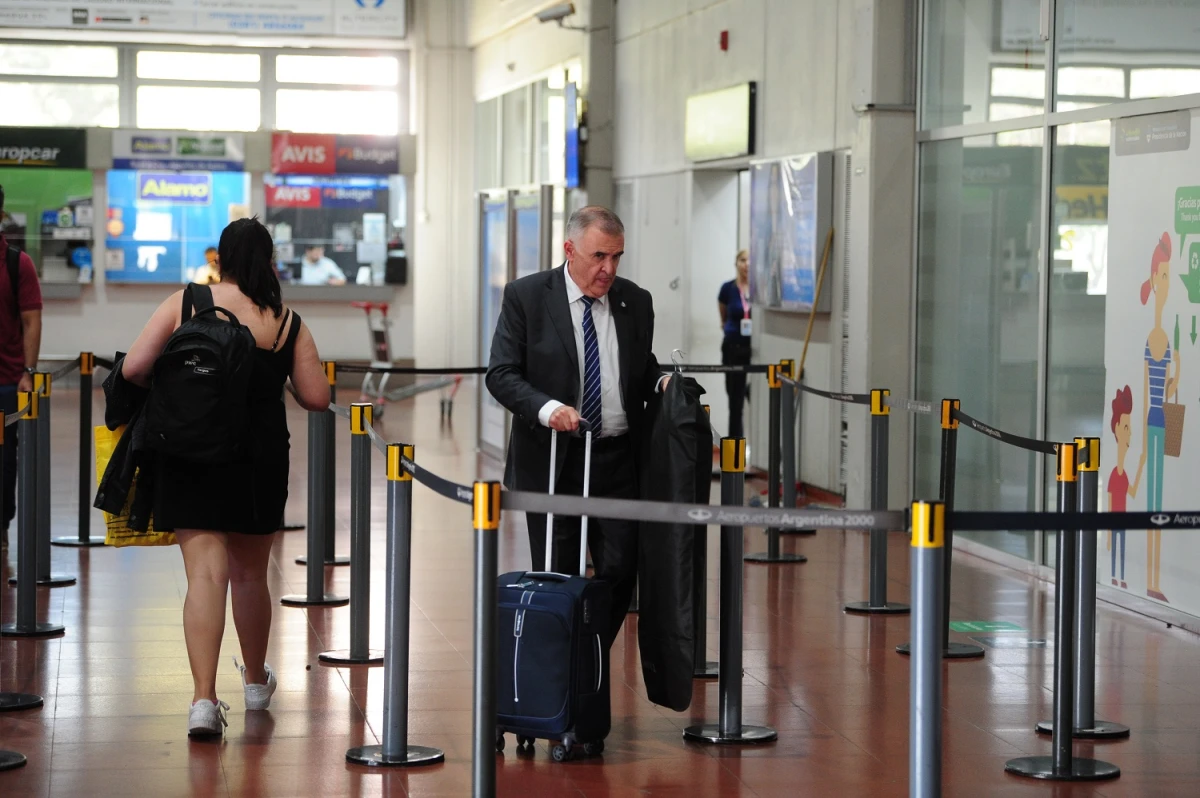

{"left": 512, "top": 591, "right": 533, "bottom": 704}
{"left": 594, "top": 634, "right": 603, "bottom": 692}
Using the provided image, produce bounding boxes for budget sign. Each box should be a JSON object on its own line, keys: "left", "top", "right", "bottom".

{"left": 137, "top": 172, "right": 213, "bottom": 204}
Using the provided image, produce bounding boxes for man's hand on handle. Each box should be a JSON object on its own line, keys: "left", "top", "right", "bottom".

{"left": 549, "top": 406, "right": 583, "bottom": 432}
{"left": 17, "top": 372, "right": 32, "bottom": 395}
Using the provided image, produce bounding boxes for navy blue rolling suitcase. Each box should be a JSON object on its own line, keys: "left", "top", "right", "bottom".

{"left": 495, "top": 429, "right": 611, "bottom": 762}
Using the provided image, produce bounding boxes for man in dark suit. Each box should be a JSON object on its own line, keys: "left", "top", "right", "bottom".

{"left": 486, "top": 206, "right": 666, "bottom": 644}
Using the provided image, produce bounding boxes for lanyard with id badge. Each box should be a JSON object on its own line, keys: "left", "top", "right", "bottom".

{"left": 738, "top": 285, "right": 752, "bottom": 337}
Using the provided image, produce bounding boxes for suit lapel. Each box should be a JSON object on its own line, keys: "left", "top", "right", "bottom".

{"left": 609, "top": 282, "right": 632, "bottom": 405}
{"left": 546, "top": 266, "right": 580, "bottom": 376}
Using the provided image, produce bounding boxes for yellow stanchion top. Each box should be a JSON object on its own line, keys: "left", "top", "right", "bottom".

{"left": 388, "top": 443, "right": 413, "bottom": 482}
{"left": 324, "top": 361, "right": 337, "bottom": 386}
{"left": 350, "top": 403, "right": 373, "bottom": 434}
{"left": 940, "top": 399, "right": 960, "bottom": 430}
{"left": 1057, "top": 443, "right": 1077, "bottom": 482}
{"left": 34, "top": 372, "right": 50, "bottom": 397}
{"left": 720, "top": 437, "right": 746, "bottom": 473}
{"left": 767, "top": 364, "right": 781, "bottom": 389}
{"left": 80, "top": 352, "right": 94, "bottom": 376}
{"left": 911, "top": 500, "right": 945, "bottom": 548}
{"left": 1075, "top": 436, "right": 1099, "bottom": 473}
{"left": 780, "top": 359, "right": 795, "bottom": 379}
{"left": 473, "top": 482, "right": 501, "bottom": 530}
{"left": 17, "top": 390, "right": 38, "bottom": 420}
{"left": 871, "top": 389, "right": 890, "bottom": 416}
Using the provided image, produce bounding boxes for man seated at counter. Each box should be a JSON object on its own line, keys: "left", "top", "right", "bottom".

{"left": 300, "top": 244, "right": 347, "bottom": 286}
{"left": 193, "top": 247, "right": 221, "bottom": 285}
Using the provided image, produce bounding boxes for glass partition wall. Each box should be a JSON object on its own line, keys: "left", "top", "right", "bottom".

{"left": 913, "top": 0, "right": 1200, "bottom": 566}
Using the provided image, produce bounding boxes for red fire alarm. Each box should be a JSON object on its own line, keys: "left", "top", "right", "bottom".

{"left": 720, "top": 30, "right": 729, "bottom": 51}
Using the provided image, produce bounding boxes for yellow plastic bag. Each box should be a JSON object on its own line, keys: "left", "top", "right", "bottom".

{"left": 95, "top": 425, "right": 175, "bottom": 547}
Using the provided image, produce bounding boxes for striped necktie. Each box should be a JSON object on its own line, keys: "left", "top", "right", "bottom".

{"left": 580, "top": 296, "right": 602, "bottom": 436}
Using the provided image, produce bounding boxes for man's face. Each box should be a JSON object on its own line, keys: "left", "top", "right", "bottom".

{"left": 306, "top": 246, "right": 324, "bottom": 263}
{"left": 205, "top": 251, "right": 218, "bottom": 266}
{"left": 565, "top": 226, "right": 624, "bottom": 298}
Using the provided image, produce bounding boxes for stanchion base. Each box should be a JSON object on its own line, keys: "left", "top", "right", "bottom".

{"left": 779, "top": 529, "right": 817, "bottom": 536}
{"left": 844, "top": 601, "right": 911, "bottom": 615}
{"left": 318, "top": 649, "right": 384, "bottom": 666}
{"left": 51, "top": 536, "right": 107, "bottom": 548}
{"left": 0, "top": 693, "right": 44, "bottom": 712}
{"left": 1004, "top": 756, "right": 1120, "bottom": 781}
{"left": 346, "top": 744, "right": 445, "bottom": 767}
{"left": 278, "top": 523, "right": 306, "bottom": 532}
{"left": 9, "top": 573, "right": 77, "bottom": 587}
{"left": 693, "top": 662, "right": 719, "bottom": 680}
{"left": 895, "top": 641, "right": 986, "bottom": 659}
{"left": 0, "top": 622, "right": 65, "bottom": 638}
{"left": 294, "top": 555, "right": 351, "bottom": 567}
{"left": 1034, "top": 719, "right": 1131, "bottom": 740}
{"left": 280, "top": 593, "right": 349, "bottom": 608}
{"left": 682, "top": 724, "right": 778, "bottom": 745}
{"left": 0, "top": 750, "right": 27, "bottom": 772}
{"left": 744, "top": 552, "right": 807, "bottom": 564}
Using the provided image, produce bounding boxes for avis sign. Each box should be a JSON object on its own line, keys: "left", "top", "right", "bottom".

{"left": 271, "top": 132, "right": 399, "bottom": 175}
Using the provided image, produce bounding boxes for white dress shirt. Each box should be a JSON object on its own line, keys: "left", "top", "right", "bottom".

{"left": 538, "top": 264, "right": 629, "bottom": 437}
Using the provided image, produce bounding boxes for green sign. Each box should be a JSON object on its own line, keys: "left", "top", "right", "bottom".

{"left": 177, "top": 137, "right": 226, "bottom": 157}
{"left": 949, "top": 621, "right": 1025, "bottom": 633}
{"left": 1176, "top": 186, "right": 1200, "bottom": 234}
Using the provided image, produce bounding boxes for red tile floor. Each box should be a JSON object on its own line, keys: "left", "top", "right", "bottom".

{"left": 2, "top": 384, "right": 1200, "bottom": 796}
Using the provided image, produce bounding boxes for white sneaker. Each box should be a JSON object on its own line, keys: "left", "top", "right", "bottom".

{"left": 188, "top": 699, "right": 229, "bottom": 737}
{"left": 234, "top": 656, "right": 277, "bottom": 711}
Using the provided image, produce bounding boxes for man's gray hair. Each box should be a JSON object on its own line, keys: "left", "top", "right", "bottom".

{"left": 566, "top": 205, "right": 624, "bottom": 243}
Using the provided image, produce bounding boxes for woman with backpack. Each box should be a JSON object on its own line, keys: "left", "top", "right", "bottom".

{"left": 120, "top": 217, "right": 332, "bottom": 736}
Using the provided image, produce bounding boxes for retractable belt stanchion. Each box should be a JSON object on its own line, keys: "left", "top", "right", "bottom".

{"left": 320, "top": 403, "right": 383, "bottom": 666}
{"left": 10, "top": 374, "right": 75, "bottom": 588}
{"left": 684, "top": 438, "right": 777, "bottom": 745}
{"left": 0, "top": 414, "right": 46, "bottom": 721}
{"left": 471, "top": 481, "right": 501, "bottom": 798}
{"left": 53, "top": 353, "right": 105, "bottom": 548}
{"left": 910, "top": 500, "right": 945, "bottom": 798}
{"left": 1037, "top": 437, "right": 1130, "bottom": 741}
{"left": 746, "top": 364, "right": 805, "bottom": 564}
{"left": 26, "top": 374, "right": 75, "bottom": 587}
{"left": 2, "top": 391, "right": 64, "bottom": 638}
{"left": 281, "top": 398, "right": 348, "bottom": 608}
{"left": 693, "top": 405, "right": 718, "bottom": 679}
{"left": 297, "top": 362, "right": 350, "bottom": 566}
{"left": 898, "top": 399, "right": 981, "bottom": 659}
{"left": 846, "top": 389, "right": 909, "bottom": 614}
{"left": 1007, "top": 444, "right": 1119, "bottom": 782}
{"left": 347, "top": 443, "right": 444, "bottom": 767}
{"left": 780, "top": 362, "right": 816, "bottom": 537}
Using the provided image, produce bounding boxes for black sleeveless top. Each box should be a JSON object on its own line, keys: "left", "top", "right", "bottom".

{"left": 153, "top": 288, "right": 302, "bottom": 535}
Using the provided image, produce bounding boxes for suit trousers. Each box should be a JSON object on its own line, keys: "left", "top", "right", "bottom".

{"left": 525, "top": 433, "right": 638, "bottom": 648}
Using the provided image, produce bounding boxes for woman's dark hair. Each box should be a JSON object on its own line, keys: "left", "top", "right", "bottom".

{"left": 217, "top": 216, "right": 283, "bottom": 318}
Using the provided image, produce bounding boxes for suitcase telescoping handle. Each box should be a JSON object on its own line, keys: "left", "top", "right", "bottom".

{"left": 545, "top": 421, "right": 593, "bottom": 577}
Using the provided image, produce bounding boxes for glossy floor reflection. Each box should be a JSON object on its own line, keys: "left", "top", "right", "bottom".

{"left": 1, "top": 384, "right": 1198, "bottom": 796}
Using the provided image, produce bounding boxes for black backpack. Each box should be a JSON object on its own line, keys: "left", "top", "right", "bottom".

{"left": 144, "top": 284, "right": 257, "bottom": 464}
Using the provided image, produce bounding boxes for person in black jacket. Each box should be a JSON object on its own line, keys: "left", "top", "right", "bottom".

{"left": 485, "top": 206, "right": 667, "bottom": 644}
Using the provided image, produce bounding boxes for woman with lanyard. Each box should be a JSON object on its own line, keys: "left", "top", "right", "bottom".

{"left": 718, "top": 250, "right": 752, "bottom": 439}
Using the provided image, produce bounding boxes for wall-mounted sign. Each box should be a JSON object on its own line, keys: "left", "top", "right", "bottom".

{"left": 0, "top": 128, "right": 86, "bottom": 169}
{"left": 271, "top": 133, "right": 399, "bottom": 175}
{"left": 137, "top": 172, "right": 213, "bottom": 204}
{"left": 113, "top": 130, "right": 245, "bottom": 172}
{"left": 266, "top": 183, "right": 384, "bottom": 209}
{"left": 685, "top": 82, "right": 756, "bottom": 162}
{"left": 0, "top": 0, "right": 406, "bottom": 39}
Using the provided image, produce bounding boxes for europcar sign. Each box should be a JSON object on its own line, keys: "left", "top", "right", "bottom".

{"left": 0, "top": 128, "right": 87, "bottom": 168}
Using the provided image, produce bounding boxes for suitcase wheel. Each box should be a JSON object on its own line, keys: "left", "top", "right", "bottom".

{"left": 516, "top": 736, "right": 536, "bottom": 749}
{"left": 495, "top": 733, "right": 505, "bottom": 752}
{"left": 551, "top": 744, "right": 571, "bottom": 763}
{"left": 583, "top": 740, "right": 605, "bottom": 757}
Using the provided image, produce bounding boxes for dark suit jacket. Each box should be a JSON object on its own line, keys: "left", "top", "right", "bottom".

{"left": 485, "top": 265, "right": 661, "bottom": 492}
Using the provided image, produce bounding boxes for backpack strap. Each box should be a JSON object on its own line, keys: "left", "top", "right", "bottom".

{"left": 180, "top": 283, "right": 215, "bottom": 323}
{"left": 270, "top": 309, "right": 292, "bottom": 352}
{"left": 7, "top": 246, "right": 20, "bottom": 319}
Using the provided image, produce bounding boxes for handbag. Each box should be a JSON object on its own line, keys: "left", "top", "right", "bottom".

{"left": 95, "top": 425, "right": 175, "bottom": 547}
